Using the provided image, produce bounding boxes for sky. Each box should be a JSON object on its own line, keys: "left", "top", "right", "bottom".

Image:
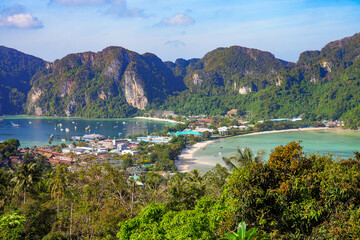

{"left": 0, "top": 0, "right": 359, "bottom": 63}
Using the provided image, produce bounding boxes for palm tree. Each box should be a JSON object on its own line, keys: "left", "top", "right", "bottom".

{"left": 47, "top": 165, "right": 69, "bottom": 214}
{"left": 221, "top": 221, "right": 270, "bottom": 240}
{"left": 11, "top": 163, "right": 42, "bottom": 204}
{"left": 222, "top": 147, "right": 264, "bottom": 170}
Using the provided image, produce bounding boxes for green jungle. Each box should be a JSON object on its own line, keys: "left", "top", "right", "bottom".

{"left": 1, "top": 139, "right": 360, "bottom": 239}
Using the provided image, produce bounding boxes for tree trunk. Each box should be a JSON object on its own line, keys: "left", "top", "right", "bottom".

{"left": 69, "top": 202, "right": 73, "bottom": 239}
{"left": 57, "top": 197, "right": 60, "bottom": 215}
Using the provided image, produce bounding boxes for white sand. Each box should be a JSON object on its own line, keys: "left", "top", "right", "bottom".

{"left": 176, "top": 140, "right": 215, "bottom": 172}
{"left": 228, "top": 127, "right": 327, "bottom": 138}
{"left": 133, "top": 116, "right": 181, "bottom": 124}
{"left": 176, "top": 127, "right": 328, "bottom": 172}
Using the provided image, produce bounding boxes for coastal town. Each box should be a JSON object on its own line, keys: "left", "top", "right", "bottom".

{"left": 1, "top": 111, "right": 344, "bottom": 177}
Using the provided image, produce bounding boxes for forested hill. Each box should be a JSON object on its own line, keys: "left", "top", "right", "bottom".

{"left": 157, "top": 33, "right": 360, "bottom": 127}
{"left": 26, "top": 47, "right": 186, "bottom": 118}
{"left": 166, "top": 46, "right": 293, "bottom": 92}
{"left": 0, "top": 46, "right": 45, "bottom": 114}
{"left": 1, "top": 33, "right": 360, "bottom": 124}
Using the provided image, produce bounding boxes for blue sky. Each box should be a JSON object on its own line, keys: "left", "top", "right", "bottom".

{"left": 0, "top": 0, "right": 359, "bottom": 62}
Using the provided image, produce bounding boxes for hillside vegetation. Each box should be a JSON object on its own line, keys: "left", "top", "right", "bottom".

{"left": 0, "top": 33, "right": 360, "bottom": 126}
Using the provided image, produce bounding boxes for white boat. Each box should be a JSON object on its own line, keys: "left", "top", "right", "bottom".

{"left": 12, "top": 123, "right": 20, "bottom": 127}
{"left": 60, "top": 128, "right": 64, "bottom": 131}
{"left": 65, "top": 128, "right": 70, "bottom": 132}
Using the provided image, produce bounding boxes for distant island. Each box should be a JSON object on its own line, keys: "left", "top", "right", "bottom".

{"left": 1, "top": 33, "right": 360, "bottom": 129}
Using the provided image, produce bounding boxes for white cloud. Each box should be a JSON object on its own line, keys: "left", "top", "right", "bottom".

{"left": 159, "top": 13, "right": 195, "bottom": 26}
{"left": 0, "top": 5, "right": 43, "bottom": 29}
{"left": 165, "top": 40, "right": 186, "bottom": 47}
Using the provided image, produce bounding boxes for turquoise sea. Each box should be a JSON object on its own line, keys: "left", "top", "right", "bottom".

{"left": 191, "top": 129, "right": 360, "bottom": 173}
{"left": 0, "top": 116, "right": 171, "bottom": 147}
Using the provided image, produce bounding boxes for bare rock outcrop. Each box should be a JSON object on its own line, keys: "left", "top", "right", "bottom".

{"left": 124, "top": 69, "right": 148, "bottom": 110}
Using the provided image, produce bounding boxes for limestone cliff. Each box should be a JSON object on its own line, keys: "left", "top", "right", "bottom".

{"left": 25, "top": 46, "right": 182, "bottom": 117}
{"left": 124, "top": 69, "right": 148, "bottom": 110}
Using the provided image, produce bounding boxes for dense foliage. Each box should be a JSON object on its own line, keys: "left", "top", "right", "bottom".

{"left": 0, "top": 46, "right": 45, "bottom": 114}
{"left": 2, "top": 138, "right": 360, "bottom": 239}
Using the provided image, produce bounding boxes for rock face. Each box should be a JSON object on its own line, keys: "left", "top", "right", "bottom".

{"left": 238, "top": 86, "right": 252, "bottom": 94}
{"left": 124, "top": 69, "right": 148, "bottom": 110}
{"left": 25, "top": 46, "right": 183, "bottom": 117}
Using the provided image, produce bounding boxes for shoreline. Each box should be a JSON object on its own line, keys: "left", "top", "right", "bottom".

{"left": 176, "top": 127, "right": 330, "bottom": 173}
{"left": 175, "top": 140, "right": 215, "bottom": 172}
{"left": 1, "top": 114, "right": 181, "bottom": 124}
{"left": 133, "top": 116, "right": 181, "bottom": 124}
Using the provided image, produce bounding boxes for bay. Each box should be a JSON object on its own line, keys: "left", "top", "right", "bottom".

{"left": 0, "top": 116, "right": 171, "bottom": 147}
{"left": 191, "top": 129, "right": 360, "bottom": 173}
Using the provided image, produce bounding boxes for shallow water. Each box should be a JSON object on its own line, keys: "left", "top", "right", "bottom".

{"left": 0, "top": 116, "right": 171, "bottom": 147}
{"left": 191, "top": 130, "right": 360, "bottom": 173}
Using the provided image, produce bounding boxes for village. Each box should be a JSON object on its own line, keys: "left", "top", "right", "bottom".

{"left": 3, "top": 110, "right": 344, "bottom": 172}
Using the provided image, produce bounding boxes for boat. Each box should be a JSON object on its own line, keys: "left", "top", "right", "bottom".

{"left": 29, "top": 121, "right": 32, "bottom": 124}
{"left": 57, "top": 123, "right": 62, "bottom": 127}
{"left": 114, "top": 126, "right": 119, "bottom": 128}
{"left": 60, "top": 128, "right": 64, "bottom": 131}
{"left": 123, "top": 122, "right": 126, "bottom": 124}
{"left": 11, "top": 122, "right": 20, "bottom": 127}
{"left": 74, "top": 126, "right": 77, "bottom": 130}
{"left": 50, "top": 134, "right": 54, "bottom": 138}
{"left": 65, "top": 128, "right": 70, "bottom": 132}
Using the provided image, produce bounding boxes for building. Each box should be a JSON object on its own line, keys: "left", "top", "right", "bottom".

{"left": 136, "top": 136, "right": 173, "bottom": 143}
{"left": 49, "top": 154, "right": 74, "bottom": 166}
{"left": 83, "top": 133, "right": 105, "bottom": 141}
{"left": 218, "top": 126, "right": 229, "bottom": 135}
{"left": 173, "top": 130, "right": 203, "bottom": 137}
{"left": 9, "top": 156, "right": 23, "bottom": 165}
{"left": 193, "top": 127, "right": 215, "bottom": 133}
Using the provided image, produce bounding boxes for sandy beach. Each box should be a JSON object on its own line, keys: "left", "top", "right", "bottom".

{"left": 175, "top": 140, "right": 215, "bottom": 172}
{"left": 176, "top": 127, "right": 328, "bottom": 172}
{"left": 133, "top": 116, "right": 181, "bottom": 124}
{"left": 226, "top": 127, "right": 328, "bottom": 139}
